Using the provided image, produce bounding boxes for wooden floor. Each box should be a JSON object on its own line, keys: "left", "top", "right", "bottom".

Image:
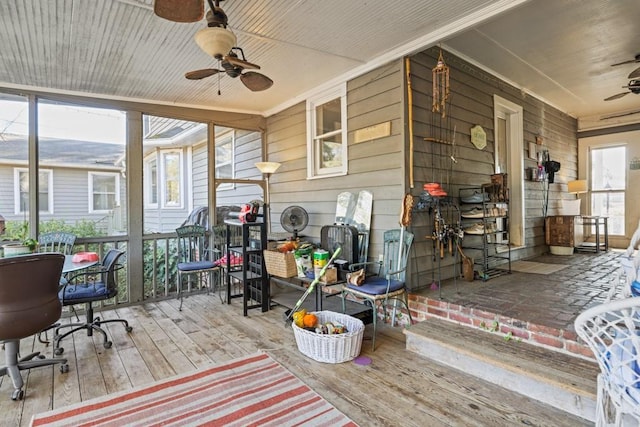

{"left": 1, "top": 294, "right": 589, "bottom": 426}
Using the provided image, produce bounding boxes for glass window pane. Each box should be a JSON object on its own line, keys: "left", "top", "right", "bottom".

{"left": 163, "top": 153, "right": 180, "bottom": 206}
{"left": 319, "top": 136, "right": 343, "bottom": 169}
{"left": 591, "top": 192, "right": 624, "bottom": 235}
{"left": 316, "top": 98, "right": 341, "bottom": 135}
{"left": 591, "top": 146, "right": 625, "bottom": 191}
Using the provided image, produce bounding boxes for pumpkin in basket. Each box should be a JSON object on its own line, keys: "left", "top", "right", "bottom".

{"left": 292, "top": 309, "right": 307, "bottom": 328}
{"left": 303, "top": 313, "right": 318, "bottom": 328}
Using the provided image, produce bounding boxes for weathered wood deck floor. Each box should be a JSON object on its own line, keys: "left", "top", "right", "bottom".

{"left": 1, "top": 294, "right": 589, "bottom": 426}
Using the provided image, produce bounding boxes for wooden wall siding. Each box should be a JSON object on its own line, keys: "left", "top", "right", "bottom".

{"left": 265, "top": 62, "right": 405, "bottom": 257}
{"left": 407, "top": 47, "right": 578, "bottom": 288}
{"left": 192, "top": 142, "right": 208, "bottom": 210}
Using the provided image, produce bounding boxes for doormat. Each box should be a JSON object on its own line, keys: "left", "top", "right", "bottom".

{"left": 30, "top": 352, "right": 357, "bottom": 427}
{"left": 508, "top": 260, "right": 569, "bottom": 275}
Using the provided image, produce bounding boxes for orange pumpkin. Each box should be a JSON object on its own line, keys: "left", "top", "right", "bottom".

{"left": 302, "top": 313, "right": 318, "bottom": 328}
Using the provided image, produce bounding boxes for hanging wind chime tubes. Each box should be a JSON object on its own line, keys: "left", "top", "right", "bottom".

{"left": 432, "top": 49, "right": 450, "bottom": 118}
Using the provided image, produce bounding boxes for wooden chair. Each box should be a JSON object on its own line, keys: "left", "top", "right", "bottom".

{"left": 341, "top": 229, "right": 414, "bottom": 350}
{"left": 574, "top": 298, "right": 640, "bottom": 426}
{"left": 176, "top": 225, "right": 221, "bottom": 310}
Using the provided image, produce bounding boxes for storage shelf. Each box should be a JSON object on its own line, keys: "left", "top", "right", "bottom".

{"left": 460, "top": 186, "right": 511, "bottom": 278}
{"left": 225, "top": 221, "right": 269, "bottom": 316}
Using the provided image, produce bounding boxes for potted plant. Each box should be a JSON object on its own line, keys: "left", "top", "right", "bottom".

{"left": 2, "top": 222, "right": 38, "bottom": 257}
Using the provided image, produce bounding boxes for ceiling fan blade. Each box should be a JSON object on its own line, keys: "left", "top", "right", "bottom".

{"left": 604, "top": 92, "right": 629, "bottom": 101}
{"left": 154, "top": 0, "right": 204, "bottom": 23}
{"left": 240, "top": 72, "right": 273, "bottom": 91}
{"left": 224, "top": 55, "right": 260, "bottom": 70}
{"left": 611, "top": 54, "right": 640, "bottom": 67}
{"left": 629, "top": 66, "right": 640, "bottom": 79}
{"left": 185, "top": 68, "right": 220, "bottom": 80}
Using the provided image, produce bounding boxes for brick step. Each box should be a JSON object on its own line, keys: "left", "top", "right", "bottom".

{"left": 404, "top": 316, "right": 599, "bottom": 422}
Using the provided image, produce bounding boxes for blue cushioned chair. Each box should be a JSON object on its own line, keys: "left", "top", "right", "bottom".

{"left": 176, "top": 225, "right": 221, "bottom": 310}
{"left": 53, "top": 249, "right": 131, "bottom": 355}
{"left": 341, "top": 229, "right": 414, "bottom": 350}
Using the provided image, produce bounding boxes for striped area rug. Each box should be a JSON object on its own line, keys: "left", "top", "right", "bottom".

{"left": 30, "top": 352, "right": 357, "bottom": 427}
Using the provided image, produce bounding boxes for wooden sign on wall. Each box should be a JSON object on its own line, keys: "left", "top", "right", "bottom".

{"left": 470, "top": 125, "right": 486, "bottom": 150}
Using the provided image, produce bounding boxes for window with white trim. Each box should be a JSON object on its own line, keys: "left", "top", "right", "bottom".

{"left": 215, "top": 130, "right": 235, "bottom": 190}
{"left": 14, "top": 168, "right": 53, "bottom": 214}
{"left": 306, "top": 84, "right": 347, "bottom": 178}
{"left": 161, "top": 151, "right": 182, "bottom": 208}
{"left": 89, "top": 172, "right": 120, "bottom": 213}
{"left": 145, "top": 157, "right": 158, "bottom": 207}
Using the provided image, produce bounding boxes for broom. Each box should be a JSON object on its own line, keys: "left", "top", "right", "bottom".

{"left": 284, "top": 247, "right": 342, "bottom": 325}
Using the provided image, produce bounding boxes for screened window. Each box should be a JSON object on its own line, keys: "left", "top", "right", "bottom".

{"left": 306, "top": 85, "right": 347, "bottom": 178}
{"left": 89, "top": 172, "right": 119, "bottom": 212}
{"left": 14, "top": 168, "right": 53, "bottom": 214}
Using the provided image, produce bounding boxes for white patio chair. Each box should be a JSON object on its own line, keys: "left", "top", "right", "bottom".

{"left": 574, "top": 297, "right": 640, "bottom": 426}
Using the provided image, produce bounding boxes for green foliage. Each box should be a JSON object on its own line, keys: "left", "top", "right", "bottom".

{"left": 143, "top": 239, "right": 178, "bottom": 297}
{"left": 3, "top": 219, "right": 106, "bottom": 241}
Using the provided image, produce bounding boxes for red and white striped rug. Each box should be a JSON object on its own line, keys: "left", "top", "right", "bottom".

{"left": 31, "top": 352, "right": 357, "bottom": 427}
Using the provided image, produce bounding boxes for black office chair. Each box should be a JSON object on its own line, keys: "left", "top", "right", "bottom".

{"left": 53, "top": 249, "right": 132, "bottom": 355}
{"left": 0, "top": 253, "right": 69, "bottom": 400}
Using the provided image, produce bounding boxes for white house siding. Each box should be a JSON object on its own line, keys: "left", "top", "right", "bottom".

{"left": 192, "top": 141, "right": 208, "bottom": 209}
{"left": 265, "top": 61, "right": 405, "bottom": 259}
{"left": 215, "top": 129, "right": 263, "bottom": 210}
{"left": 0, "top": 164, "right": 125, "bottom": 231}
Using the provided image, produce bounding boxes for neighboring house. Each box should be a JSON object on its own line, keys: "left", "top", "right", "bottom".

{"left": 0, "top": 118, "right": 265, "bottom": 235}
{"left": 0, "top": 135, "right": 126, "bottom": 234}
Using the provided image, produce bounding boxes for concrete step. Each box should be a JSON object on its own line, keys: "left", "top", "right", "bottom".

{"left": 404, "top": 317, "right": 599, "bottom": 422}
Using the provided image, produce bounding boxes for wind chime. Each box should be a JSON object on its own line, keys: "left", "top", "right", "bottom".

{"left": 432, "top": 49, "right": 450, "bottom": 118}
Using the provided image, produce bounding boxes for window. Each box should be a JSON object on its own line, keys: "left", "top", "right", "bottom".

{"left": 590, "top": 145, "right": 625, "bottom": 235}
{"left": 306, "top": 84, "right": 347, "bottom": 178}
{"left": 14, "top": 168, "right": 53, "bottom": 214}
{"left": 215, "top": 130, "right": 235, "bottom": 190}
{"left": 162, "top": 151, "right": 182, "bottom": 208}
{"left": 89, "top": 172, "right": 119, "bottom": 213}
{"left": 145, "top": 157, "right": 158, "bottom": 207}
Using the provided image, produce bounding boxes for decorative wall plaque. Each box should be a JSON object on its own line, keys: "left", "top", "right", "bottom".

{"left": 470, "top": 125, "right": 487, "bottom": 150}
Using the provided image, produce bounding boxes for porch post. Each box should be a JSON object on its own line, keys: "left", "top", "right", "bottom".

{"left": 127, "top": 111, "right": 144, "bottom": 303}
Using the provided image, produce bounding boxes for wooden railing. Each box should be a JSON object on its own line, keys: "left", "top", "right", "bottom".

{"left": 73, "top": 225, "right": 243, "bottom": 309}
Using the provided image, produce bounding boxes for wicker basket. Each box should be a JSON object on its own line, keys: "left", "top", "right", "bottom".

{"left": 292, "top": 311, "right": 364, "bottom": 363}
{"left": 263, "top": 249, "right": 297, "bottom": 278}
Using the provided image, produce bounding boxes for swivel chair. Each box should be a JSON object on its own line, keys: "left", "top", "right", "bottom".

{"left": 0, "top": 253, "right": 69, "bottom": 400}
{"left": 54, "top": 249, "right": 132, "bottom": 354}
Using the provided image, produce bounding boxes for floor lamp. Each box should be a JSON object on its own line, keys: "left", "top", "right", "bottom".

{"left": 255, "top": 161, "right": 281, "bottom": 233}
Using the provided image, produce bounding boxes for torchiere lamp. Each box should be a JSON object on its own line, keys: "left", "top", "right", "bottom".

{"left": 255, "top": 161, "right": 281, "bottom": 232}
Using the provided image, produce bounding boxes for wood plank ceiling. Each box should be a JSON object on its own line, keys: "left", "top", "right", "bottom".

{"left": 0, "top": 0, "right": 639, "bottom": 125}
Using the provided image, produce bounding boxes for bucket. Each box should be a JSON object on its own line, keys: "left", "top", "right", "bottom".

{"left": 313, "top": 249, "right": 329, "bottom": 277}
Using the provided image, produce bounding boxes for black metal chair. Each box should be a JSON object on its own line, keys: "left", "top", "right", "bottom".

{"left": 53, "top": 249, "right": 132, "bottom": 355}
{"left": 0, "top": 253, "right": 69, "bottom": 400}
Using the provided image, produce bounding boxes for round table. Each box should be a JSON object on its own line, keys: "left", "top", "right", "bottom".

{"left": 63, "top": 255, "right": 99, "bottom": 274}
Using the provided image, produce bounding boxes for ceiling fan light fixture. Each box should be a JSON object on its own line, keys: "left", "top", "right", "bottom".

{"left": 194, "top": 26, "right": 236, "bottom": 59}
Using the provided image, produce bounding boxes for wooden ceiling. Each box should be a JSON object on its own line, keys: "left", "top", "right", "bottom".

{"left": 0, "top": 0, "right": 639, "bottom": 128}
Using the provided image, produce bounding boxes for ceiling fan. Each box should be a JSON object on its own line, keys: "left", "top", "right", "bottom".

{"left": 155, "top": 0, "right": 273, "bottom": 93}
{"left": 611, "top": 54, "right": 640, "bottom": 79}
{"left": 604, "top": 79, "right": 640, "bottom": 101}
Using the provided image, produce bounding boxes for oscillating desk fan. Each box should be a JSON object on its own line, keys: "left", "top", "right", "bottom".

{"left": 280, "top": 206, "right": 309, "bottom": 240}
